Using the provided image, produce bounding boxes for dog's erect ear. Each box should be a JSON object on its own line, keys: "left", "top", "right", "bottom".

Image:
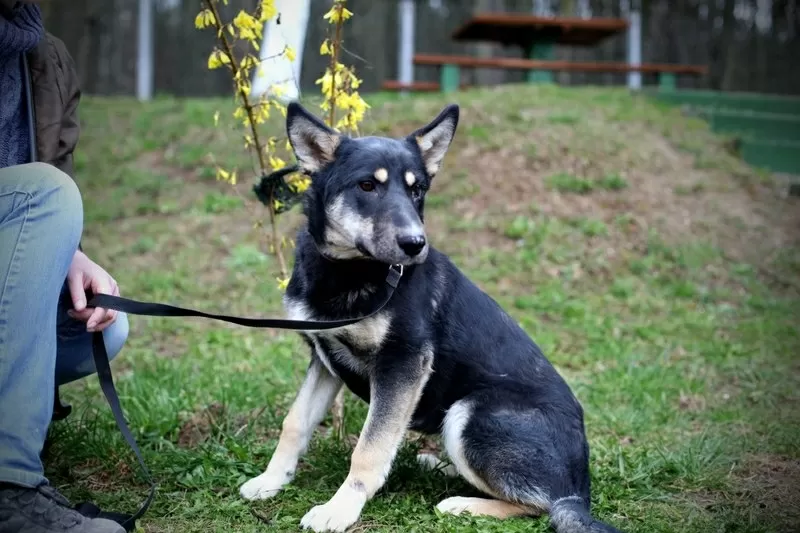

{"left": 407, "top": 104, "right": 459, "bottom": 177}
{"left": 286, "top": 102, "right": 341, "bottom": 173}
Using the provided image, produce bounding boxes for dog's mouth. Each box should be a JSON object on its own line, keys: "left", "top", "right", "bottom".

{"left": 353, "top": 240, "right": 428, "bottom": 266}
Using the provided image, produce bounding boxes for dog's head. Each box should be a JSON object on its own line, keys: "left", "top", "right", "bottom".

{"left": 285, "top": 101, "right": 459, "bottom": 266}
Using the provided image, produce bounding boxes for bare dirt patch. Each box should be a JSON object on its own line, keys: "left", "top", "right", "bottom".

{"left": 433, "top": 112, "right": 800, "bottom": 290}
{"left": 176, "top": 402, "right": 226, "bottom": 448}
{"left": 730, "top": 454, "right": 800, "bottom": 532}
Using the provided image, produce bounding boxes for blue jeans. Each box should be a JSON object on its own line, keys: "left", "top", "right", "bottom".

{"left": 0, "top": 162, "right": 129, "bottom": 488}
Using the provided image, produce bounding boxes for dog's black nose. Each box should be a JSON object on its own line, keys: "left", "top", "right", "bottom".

{"left": 397, "top": 234, "right": 426, "bottom": 256}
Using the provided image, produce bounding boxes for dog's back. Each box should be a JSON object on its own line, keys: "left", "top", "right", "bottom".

{"left": 397, "top": 247, "right": 585, "bottom": 431}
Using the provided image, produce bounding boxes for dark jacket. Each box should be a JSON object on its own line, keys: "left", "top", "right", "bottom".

{"left": 24, "top": 30, "right": 81, "bottom": 179}
{"left": 0, "top": 0, "right": 81, "bottom": 179}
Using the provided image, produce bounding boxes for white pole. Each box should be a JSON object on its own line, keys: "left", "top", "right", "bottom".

{"left": 398, "top": 0, "right": 415, "bottom": 94}
{"left": 252, "top": 0, "right": 310, "bottom": 103}
{"left": 627, "top": 10, "right": 642, "bottom": 90}
{"left": 137, "top": 0, "right": 153, "bottom": 102}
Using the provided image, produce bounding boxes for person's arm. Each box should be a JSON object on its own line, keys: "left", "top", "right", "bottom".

{"left": 47, "top": 34, "right": 119, "bottom": 332}
{"left": 48, "top": 33, "right": 81, "bottom": 179}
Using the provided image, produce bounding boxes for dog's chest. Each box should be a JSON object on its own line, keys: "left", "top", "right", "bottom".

{"left": 284, "top": 296, "right": 391, "bottom": 377}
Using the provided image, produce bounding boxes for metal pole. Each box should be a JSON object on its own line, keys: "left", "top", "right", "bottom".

{"left": 137, "top": 0, "right": 153, "bottom": 101}
{"left": 627, "top": 10, "right": 642, "bottom": 90}
{"left": 398, "top": 0, "right": 415, "bottom": 95}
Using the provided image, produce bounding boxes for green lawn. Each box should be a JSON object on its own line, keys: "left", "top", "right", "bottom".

{"left": 47, "top": 84, "right": 800, "bottom": 533}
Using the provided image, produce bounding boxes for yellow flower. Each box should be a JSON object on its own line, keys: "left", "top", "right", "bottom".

{"left": 270, "top": 83, "right": 287, "bottom": 98}
{"left": 241, "top": 54, "right": 258, "bottom": 70}
{"left": 320, "top": 39, "right": 331, "bottom": 55}
{"left": 239, "top": 81, "right": 251, "bottom": 97}
{"left": 256, "top": 104, "right": 271, "bottom": 123}
{"left": 315, "top": 70, "right": 334, "bottom": 96}
{"left": 284, "top": 45, "right": 296, "bottom": 62}
{"left": 207, "top": 49, "right": 230, "bottom": 70}
{"left": 233, "top": 10, "right": 261, "bottom": 42}
{"left": 216, "top": 167, "right": 237, "bottom": 184}
{"left": 259, "top": 0, "right": 277, "bottom": 22}
{"left": 234, "top": 10, "right": 259, "bottom": 31}
{"left": 194, "top": 9, "right": 214, "bottom": 29}
{"left": 269, "top": 155, "right": 286, "bottom": 170}
{"left": 289, "top": 175, "right": 311, "bottom": 193}
{"left": 276, "top": 277, "right": 290, "bottom": 291}
{"left": 323, "top": 3, "right": 353, "bottom": 24}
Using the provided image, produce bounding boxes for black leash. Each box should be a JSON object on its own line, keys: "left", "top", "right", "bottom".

{"left": 79, "top": 264, "right": 403, "bottom": 531}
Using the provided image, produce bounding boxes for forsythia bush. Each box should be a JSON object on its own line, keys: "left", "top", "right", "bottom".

{"left": 195, "top": 0, "right": 368, "bottom": 290}
{"left": 317, "top": 1, "right": 369, "bottom": 133}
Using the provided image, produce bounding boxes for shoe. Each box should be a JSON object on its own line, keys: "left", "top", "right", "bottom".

{"left": 0, "top": 483, "right": 124, "bottom": 533}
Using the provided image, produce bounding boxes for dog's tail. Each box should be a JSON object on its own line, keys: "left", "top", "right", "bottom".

{"left": 549, "top": 496, "right": 623, "bottom": 533}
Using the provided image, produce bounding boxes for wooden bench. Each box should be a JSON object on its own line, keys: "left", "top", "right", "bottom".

{"left": 411, "top": 53, "right": 708, "bottom": 93}
{"left": 380, "top": 80, "right": 470, "bottom": 92}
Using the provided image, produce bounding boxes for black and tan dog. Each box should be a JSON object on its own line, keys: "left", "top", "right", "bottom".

{"left": 239, "top": 102, "right": 623, "bottom": 533}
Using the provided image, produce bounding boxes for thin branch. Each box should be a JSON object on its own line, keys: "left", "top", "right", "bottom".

{"left": 205, "top": 0, "right": 287, "bottom": 279}
{"left": 327, "top": 3, "right": 345, "bottom": 128}
{"left": 339, "top": 44, "right": 372, "bottom": 69}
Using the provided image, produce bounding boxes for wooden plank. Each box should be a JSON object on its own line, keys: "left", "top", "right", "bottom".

{"left": 412, "top": 54, "right": 707, "bottom": 75}
{"left": 380, "top": 80, "right": 471, "bottom": 92}
{"left": 451, "top": 13, "right": 628, "bottom": 47}
{"left": 381, "top": 80, "right": 442, "bottom": 91}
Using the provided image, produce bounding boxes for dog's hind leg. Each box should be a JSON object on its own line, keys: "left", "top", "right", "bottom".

{"left": 436, "top": 497, "right": 532, "bottom": 518}
{"left": 416, "top": 452, "right": 458, "bottom": 477}
{"left": 438, "top": 398, "right": 622, "bottom": 532}
{"left": 437, "top": 393, "right": 588, "bottom": 518}
{"left": 437, "top": 399, "right": 548, "bottom": 520}
{"left": 240, "top": 355, "right": 342, "bottom": 501}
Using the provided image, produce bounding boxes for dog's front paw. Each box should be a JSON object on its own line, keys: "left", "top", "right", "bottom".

{"left": 300, "top": 499, "right": 363, "bottom": 532}
{"left": 239, "top": 473, "right": 288, "bottom": 500}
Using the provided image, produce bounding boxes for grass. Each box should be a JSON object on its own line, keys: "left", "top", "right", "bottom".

{"left": 47, "top": 84, "right": 800, "bottom": 533}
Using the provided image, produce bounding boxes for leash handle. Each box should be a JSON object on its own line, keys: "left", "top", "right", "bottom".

{"left": 87, "top": 265, "right": 403, "bottom": 330}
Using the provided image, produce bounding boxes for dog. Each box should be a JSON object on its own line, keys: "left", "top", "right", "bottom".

{"left": 239, "top": 102, "right": 623, "bottom": 533}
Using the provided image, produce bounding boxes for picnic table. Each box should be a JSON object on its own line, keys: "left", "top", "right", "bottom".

{"left": 383, "top": 11, "right": 707, "bottom": 94}
{"left": 451, "top": 12, "right": 629, "bottom": 83}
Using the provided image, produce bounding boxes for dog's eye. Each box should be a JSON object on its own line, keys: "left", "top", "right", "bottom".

{"left": 358, "top": 181, "right": 375, "bottom": 192}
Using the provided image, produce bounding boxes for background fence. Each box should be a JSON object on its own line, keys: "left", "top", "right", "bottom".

{"left": 38, "top": 0, "right": 800, "bottom": 98}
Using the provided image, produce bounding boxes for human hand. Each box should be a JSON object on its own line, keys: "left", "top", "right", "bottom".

{"left": 66, "top": 250, "right": 120, "bottom": 332}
